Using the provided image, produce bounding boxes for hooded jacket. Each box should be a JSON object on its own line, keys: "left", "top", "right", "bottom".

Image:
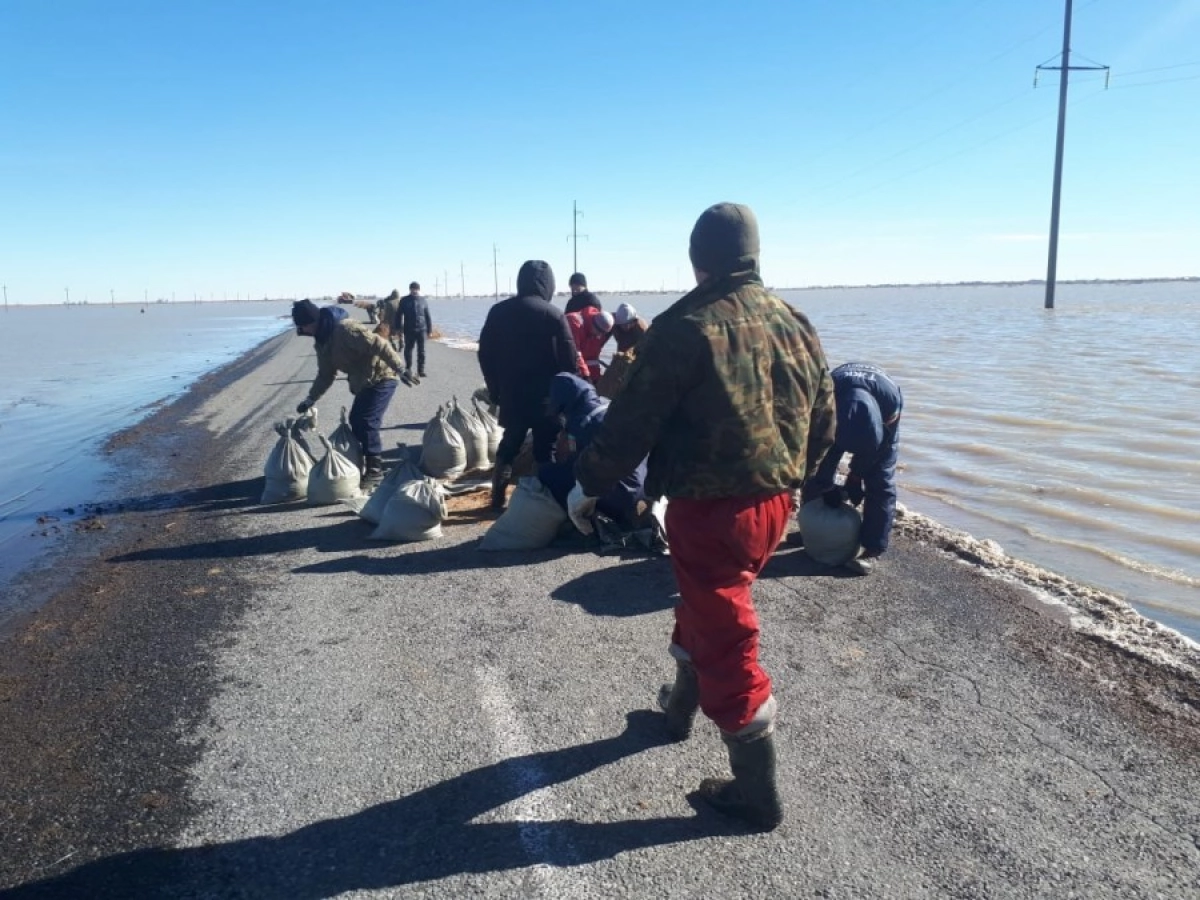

{"left": 305, "top": 306, "right": 407, "bottom": 404}
{"left": 477, "top": 261, "right": 579, "bottom": 427}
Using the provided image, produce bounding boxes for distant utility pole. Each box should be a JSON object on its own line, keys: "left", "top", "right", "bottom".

{"left": 1037, "top": 0, "right": 1108, "bottom": 309}
{"left": 493, "top": 244, "right": 499, "bottom": 300}
{"left": 3, "top": 284, "right": 8, "bottom": 311}
{"left": 65, "top": 287, "right": 70, "bottom": 304}
{"left": 460, "top": 262, "right": 466, "bottom": 298}
{"left": 110, "top": 288, "right": 115, "bottom": 306}
{"left": 568, "top": 201, "right": 588, "bottom": 273}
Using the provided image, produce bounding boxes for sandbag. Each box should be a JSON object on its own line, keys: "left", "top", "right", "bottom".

{"left": 799, "top": 498, "right": 862, "bottom": 566}
{"left": 420, "top": 405, "right": 467, "bottom": 480}
{"left": 307, "top": 435, "right": 362, "bottom": 506}
{"left": 446, "top": 398, "right": 490, "bottom": 472}
{"left": 596, "top": 350, "right": 637, "bottom": 400}
{"left": 262, "top": 417, "right": 315, "bottom": 504}
{"left": 329, "top": 406, "right": 363, "bottom": 473}
{"left": 472, "top": 397, "right": 503, "bottom": 465}
{"left": 356, "top": 447, "right": 425, "bottom": 525}
{"left": 291, "top": 407, "right": 322, "bottom": 463}
{"left": 479, "top": 476, "right": 568, "bottom": 551}
{"left": 369, "top": 477, "right": 447, "bottom": 542}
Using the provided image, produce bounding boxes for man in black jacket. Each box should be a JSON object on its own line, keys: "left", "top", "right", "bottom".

{"left": 396, "top": 282, "right": 433, "bottom": 380}
{"left": 564, "top": 272, "right": 602, "bottom": 315}
{"left": 478, "top": 260, "right": 580, "bottom": 509}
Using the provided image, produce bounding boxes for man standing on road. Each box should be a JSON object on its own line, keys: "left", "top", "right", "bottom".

{"left": 802, "top": 362, "right": 903, "bottom": 575}
{"left": 571, "top": 203, "right": 835, "bottom": 830}
{"left": 374, "top": 289, "right": 404, "bottom": 351}
{"left": 478, "top": 260, "right": 580, "bottom": 510}
{"left": 564, "top": 272, "right": 602, "bottom": 314}
{"left": 292, "top": 299, "right": 410, "bottom": 489}
{"left": 397, "top": 282, "right": 433, "bottom": 381}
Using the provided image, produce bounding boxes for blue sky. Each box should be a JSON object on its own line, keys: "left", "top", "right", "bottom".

{"left": 2, "top": 0, "right": 1198, "bottom": 303}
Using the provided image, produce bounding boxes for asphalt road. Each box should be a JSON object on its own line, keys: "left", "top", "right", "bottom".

{"left": 1, "top": 331, "right": 1197, "bottom": 899}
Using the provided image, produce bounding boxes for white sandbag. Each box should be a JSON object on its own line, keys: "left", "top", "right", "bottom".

{"left": 329, "top": 406, "right": 363, "bottom": 472}
{"left": 291, "top": 407, "right": 322, "bottom": 463}
{"left": 307, "top": 435, "right": 362, "bottom": 506}
{"left": 472, "top": 397, "right": 503, "bottom": 465}
{"left": 479, "top": 476, "right": 568, "bottom": 551}
{"left": 262, "top": 418, "right": 315, "bottom": 504}
{"left": 799, "top": 498, "right": 862, "bottom": 566}
{"left": 420, "top": 405, "right": 467, "bottom": 480}
{"left": 447, "top": 397, "right": 490, "bottom": 472}
{"left": 357, "top": 447, "right": 425, "bottom": 525}
{"left": 369, "top": 477, "right": 447, "bottom": 542}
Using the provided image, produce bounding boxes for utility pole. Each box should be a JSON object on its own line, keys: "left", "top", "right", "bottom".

{"left": 110, "top": 288, "right": 114, "bottom": 306}
{"left": 3, "top": 284, "right": 7, "bottom": 311}
{"left": 493, "top": 244, "right": 499, "bottom": 300}
{"left": 568, "top": 201, "right": 588, "bottom": 273}
{"left": 65, "top": 287, "right": 69, "bottom": 304}
{"left": 1037, "top": 0, "right": 1107, "bottom": 309}
{"left": 460, "top": 262, "right": 466, "bottom": 298}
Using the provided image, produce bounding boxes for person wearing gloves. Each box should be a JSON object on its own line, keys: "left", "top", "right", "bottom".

{"left": 569, "top": 202, "right": 835, "bottom": 831}
{"left": 611, "top": 302, "right": 650, "bottom": 354}
{"left": 802, "top": 362, "right": 903, "bottom": 575}
{"left": 565, "top": 306, "right": 615, "bottom": 383}
{"left": 538, "top": 373, "right": 647, "bottom": 530}
{"left": 291, "top": 298, "right": 410, "bottom": 489}
{"left": 396, "top": 281, "right": 433, "bottom": 381}
{"left": 477, "top": 260, "right": 580, "bottom": 510}
{"left": 564, "top": 271, "right": 602, "bottom": 314}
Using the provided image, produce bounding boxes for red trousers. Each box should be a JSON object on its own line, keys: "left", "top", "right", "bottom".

{"left": 665, "top": 492, "right": 791, "bottom": 734}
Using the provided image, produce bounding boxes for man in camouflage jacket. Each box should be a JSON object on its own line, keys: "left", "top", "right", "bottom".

{"left": 573, "top": 203, "right": 835, "bottom": 830}
{"left": 292, "top": 299, "right": 409, "bottom": 488}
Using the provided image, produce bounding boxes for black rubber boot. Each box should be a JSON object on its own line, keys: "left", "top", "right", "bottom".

{"left": 490, "top": 465, "right": 512, "bottom": 511}
{"left": 697, "top": 732, "right": 784, "bottom": 831}
{"left": 362, "top": 455, "right": 384, "bottom": 491}
{"left": 656, "top": 660, "right": 700, "bottom": 741}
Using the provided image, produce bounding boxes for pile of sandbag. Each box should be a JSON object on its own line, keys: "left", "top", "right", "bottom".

{"left": 421, "top": 398, "right": 499, "bottom": 479}
{"left": 472, "top": 396, "right": 502, "bottom": 465}
{"left": 479, "top": 476, "right": 567, "bottom": 551}
{"left": 262, "top": 415, "right": 318, "bottom": 504}
{"left": 445, "top": 398, "right": 490, "bottom": 472}
{"left": 328, "top": 406, "right": 363, "bottom": 473}
{"left": 369, "top": 477, "right": 447, "bottom": 542}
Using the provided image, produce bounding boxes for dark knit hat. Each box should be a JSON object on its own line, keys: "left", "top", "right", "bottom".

{"left": 291, "top": 298, "right": 320, "bottom": 330}
{"left": 568, "top": 272, "right": 587, "bottom": 288}
{"left": 688, "top": 203, "right": 760, "bottom": 276}
{"left": 409, "top": 281, "right": 420, "bottom": 291}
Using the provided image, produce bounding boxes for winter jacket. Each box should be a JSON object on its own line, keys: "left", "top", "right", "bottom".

{"left": 613, "top": 316, "right": 650, "bottom": 353}
{"left": 565, "top": 307, "right": 612, "bottom": 382}
{"left": 304, "top": 306, "right": 406, "bottom": 404}
{"left": 539, "top": 373, "right": 646, "bottom": 525}
{"left": 375, "top": 292, "right": 403, "bottom": 339}
{"left": 477, "top": 261, "right": 579, "bottom": 428}
{"left": 564, "top": 290, "right": 602, "bottom": 315}
{"left": 397, "top": 293, "right": 433, "bottom": 336}
{"left": 575, "top": 271, "right": 835, "bottom": 501}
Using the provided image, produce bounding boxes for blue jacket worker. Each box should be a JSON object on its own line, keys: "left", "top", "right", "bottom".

{"left": 538, "top": 373, "right": 647, "bottom": 529}
{"left": 804, "top": 362, "right": 903, "bottom": 575}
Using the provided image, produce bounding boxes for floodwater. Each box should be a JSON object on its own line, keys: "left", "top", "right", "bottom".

{"left": 0, "top": 283, "right": 1197, "bottom": 642}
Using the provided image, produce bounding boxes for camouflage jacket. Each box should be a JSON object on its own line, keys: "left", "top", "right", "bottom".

{"left": 306, "top": 319, "right": 406, "bottom": 403}
{"left": 374, "top": 294, "right": 403, "bottom": 339}
{"left": 575, "top": 272, "right": 835, "bottom": 500}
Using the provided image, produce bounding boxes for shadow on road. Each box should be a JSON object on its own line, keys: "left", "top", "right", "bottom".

{"left": 6, "top": 711, "right": 715, "bottom": 899}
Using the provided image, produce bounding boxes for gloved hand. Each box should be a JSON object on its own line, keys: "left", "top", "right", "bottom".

{"left": 296, "top": 399, "right": 313, "bottom": 415}
{"left": 567, "top": 483, "right": 599, "bottom": 535}
{"left": 844, "top": 477, "right": 865, "bottom": 507}
{"left": 822, "top": 487, "right": 845, "bottom": 509}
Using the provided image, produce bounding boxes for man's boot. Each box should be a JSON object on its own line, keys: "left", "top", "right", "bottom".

{"left": 362, "top": 455, "right": 385, "bottom": 491}
{"left": 490, "top": 465, "right": 512, "bottom": 511}
{"left": 697, "top": 731, "right": 784, "bottom": 831}
{"left": 656, "top": 660, "right": 700, "bottom": 741}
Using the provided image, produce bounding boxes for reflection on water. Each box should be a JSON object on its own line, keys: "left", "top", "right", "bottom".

{"left": 440, "top": 281, "right": 1200, "bottom": 640}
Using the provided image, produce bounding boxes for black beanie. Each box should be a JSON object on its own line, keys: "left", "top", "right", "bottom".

{"left": 291, "top": 298, "right": 320, "bottom": 329}
{"left": 688, "top": 203, "right": 760, "bottom": 276}
{"left": 568, "top": 272, "right": 587, "bottom": 288}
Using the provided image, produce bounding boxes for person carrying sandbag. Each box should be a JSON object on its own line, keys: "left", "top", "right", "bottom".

{"left": 291, "top": 299, "right": 410, "bottom": 491}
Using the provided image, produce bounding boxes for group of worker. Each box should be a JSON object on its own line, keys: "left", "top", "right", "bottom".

{"left": 290, "top": 201, "right": 903, "bottom": 832}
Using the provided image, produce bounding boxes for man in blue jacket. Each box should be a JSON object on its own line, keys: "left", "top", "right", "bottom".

{"left": 803, "top": 362, "right": 903, "bottom": 575}
{"left": 538, "top": 373, "right": 647, "bottom": 529}
{"left": 396, "top": 282, "right": 433, "bottom": 381}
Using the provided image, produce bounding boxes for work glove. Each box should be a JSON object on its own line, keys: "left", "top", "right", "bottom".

{"left": 822, "top": 487, "right": 846, "bottom": 509}
{"left": 844, "top": 477, "right": 865, "bottom": 507}
{"left": 567, "top": 483, "right": 599, "bottom": 535}
{"left": 296, "top": 399, "right": 313, "bottom": 415}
